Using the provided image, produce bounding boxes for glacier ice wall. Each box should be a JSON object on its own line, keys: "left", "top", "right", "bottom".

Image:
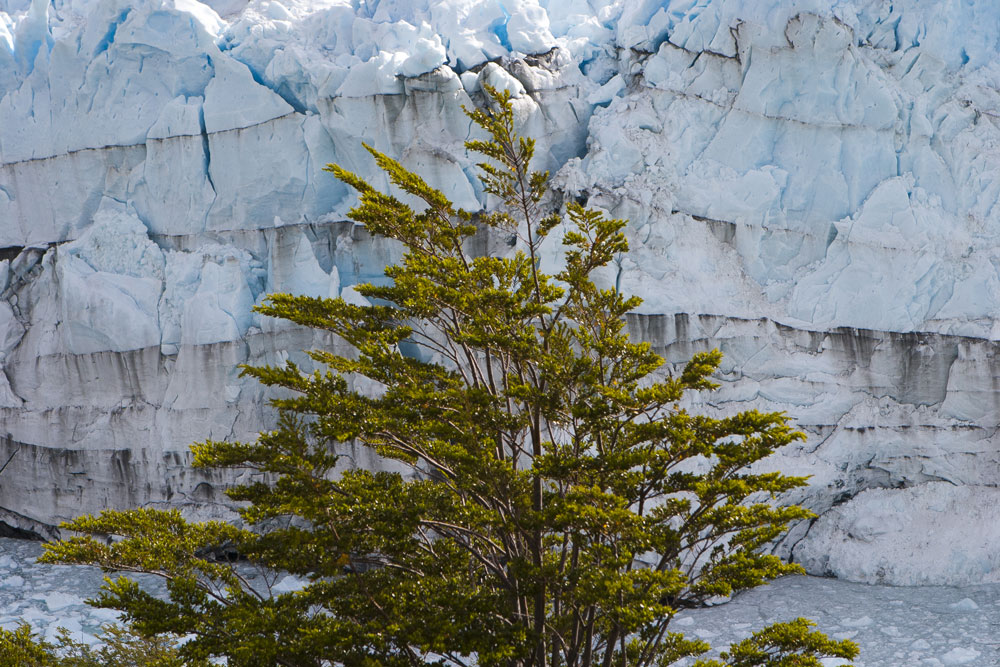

{"left": 3, "top": 0, "right": 1000, "bottom": 585}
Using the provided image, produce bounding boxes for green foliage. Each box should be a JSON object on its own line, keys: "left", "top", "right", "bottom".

{"left": 40, "top": 85, "right": 857, "bottom": 666}
{"left": 0, "top": 624, "right": 57, "bottom": 666}
{"left": 0, "top": 623, "right": 201, "bottom": 666}
{"left": 694, "top": 618, "right": 859, "bottom": 666}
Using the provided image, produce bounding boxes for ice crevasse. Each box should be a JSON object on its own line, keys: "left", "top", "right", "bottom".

{"left": 3, "top": 0, "right": 1000, "bottom": 586}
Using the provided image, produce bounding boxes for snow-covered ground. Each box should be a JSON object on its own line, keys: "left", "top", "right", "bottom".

{"left": 0, "top": 537, "right": 994, "bottom": 665}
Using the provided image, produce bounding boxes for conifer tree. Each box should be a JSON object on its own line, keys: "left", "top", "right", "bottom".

{"left": 35, "top": 86, "right": 857, "bottom": 667}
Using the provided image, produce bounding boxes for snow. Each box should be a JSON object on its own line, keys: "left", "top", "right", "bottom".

{"left": 3, "top": 0, "right": 1000, "bottom": 588}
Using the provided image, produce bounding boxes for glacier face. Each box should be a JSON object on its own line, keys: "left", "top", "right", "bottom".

{"left": 3, "top": 0, "right": 1000, "bottom": 584}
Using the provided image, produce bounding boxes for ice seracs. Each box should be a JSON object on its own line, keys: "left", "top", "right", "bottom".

{"left": 794, "top": 483, "right": 1000, "bottom": 586}
{"left": 4, "top": 0, "right": 1000, "bottom": 586}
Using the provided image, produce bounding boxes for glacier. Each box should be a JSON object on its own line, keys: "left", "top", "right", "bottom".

{"left": 2, "top": 0, "right": 1000, "bottom": 587}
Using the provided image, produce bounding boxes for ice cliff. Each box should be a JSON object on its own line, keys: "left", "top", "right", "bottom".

{"left": 3, "top": 0, "right": 1000, "bottom": 586}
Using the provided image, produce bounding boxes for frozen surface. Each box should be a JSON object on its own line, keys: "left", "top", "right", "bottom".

{"left": 0, "top": 538, "right": 163, "bottom": 646}
{"left": 671, "top": 575, "right": 1000, "bottom": 667}
{"left": 4, "top": 0, "right": 1000, "bottom": 585}
{"left": 0, "top": 538, "right": 996, "bottom": 666}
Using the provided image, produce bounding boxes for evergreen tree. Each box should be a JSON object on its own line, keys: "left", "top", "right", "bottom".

{"left": 36, "top": 87, "right": 857, "bottom": 667}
